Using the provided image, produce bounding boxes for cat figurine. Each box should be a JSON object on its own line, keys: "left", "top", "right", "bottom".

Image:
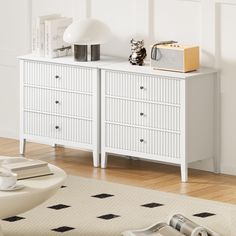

{"left": 129, "top": 39, "right": 147, "bottom": 66}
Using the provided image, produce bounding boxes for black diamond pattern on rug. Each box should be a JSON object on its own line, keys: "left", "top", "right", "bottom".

{"left": 2, "top": 216, "right": 25, "bottom": 222}
{"left": 92, "top": 193, "right": 114, "bottom": 199}
{"left": 51, "top": 226, "right": 75, "bottom": 233}
{"left": 141, "top": 202, "right": 164, "bottom": 208}
{"left": 61, "top": 185, "right": 67, "bottom": 188}
{"left": 48, "top": 204, "right": 71, "bottom": 210}
{"left": 97, "top": 214, "right": 120, "bottom": 220}
{"left": 193, "top": 212, "right": 216, "bottom": 218}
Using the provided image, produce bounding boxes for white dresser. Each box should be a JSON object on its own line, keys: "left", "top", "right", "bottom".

{"left": 19, "top": 55, "right": 116, "bottom": 167}
{"left": 100, "top": 62, "right": 219, "bottom": 182}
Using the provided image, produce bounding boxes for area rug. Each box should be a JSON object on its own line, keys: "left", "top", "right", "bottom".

{"left": 1, "top": 175, "right": 236, "bottom": 236}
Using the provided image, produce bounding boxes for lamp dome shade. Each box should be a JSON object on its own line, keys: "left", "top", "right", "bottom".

{"left": 63, "top": 18, "right": 111, "bottom": 45}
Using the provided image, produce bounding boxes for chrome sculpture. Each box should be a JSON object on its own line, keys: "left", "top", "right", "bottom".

{"left": 129, "top": 39, "right": 147, "bottom": 66}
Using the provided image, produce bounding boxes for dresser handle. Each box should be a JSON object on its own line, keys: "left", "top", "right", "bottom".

{"left": 55, "top": 100, "right": 60, "bottom": 104}
{"left": 140, "top": 86, "right": 144, "bottom": 90}
{"left": 55, "top": 75, "right": 60, "bottom": 79}
{"left": 140, "top": 112, "right": 144, "bottom": 116}
{"left": 55, "top": 126, "right": 60, "bottom": 130}
{"left": 140, "top": 139, "right": 144, "bottom": 143}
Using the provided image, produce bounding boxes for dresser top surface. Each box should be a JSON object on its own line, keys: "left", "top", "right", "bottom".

{"left": 18, "top": 55, "right": 217, "bottom": 78}
{"left": 18, "top": 54, "right": 123, "bottom": 69}
{"left": 100, "top": 61, "right": 217, "bottom": 79}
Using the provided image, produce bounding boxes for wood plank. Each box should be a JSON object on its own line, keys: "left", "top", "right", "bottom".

{"left": 0, "top": 138, "right": 236, "bottom": 204}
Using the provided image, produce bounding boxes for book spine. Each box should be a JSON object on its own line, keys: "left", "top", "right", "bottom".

{"left": 15, "top": 167, "right": 50, "bottom": 175}
{"left": 18, "top": 173, "right": 53, "bottom": 180}
{"left": 45, "top": 21, "right": 53, "bottom": 58}
{"left": 31, "top": 21, "right": 37, "bottom": 55}
{"left": 35, "top": 20, "right": 40, "bottom": 55}
{"left": 35, "top": 18, "right": 45, "bottom": 56}
{"left": 39, "top": 22, "right": 45, "bottom": 56}
{"left": 9, "top": 163, "right": 48, "bottom": 171}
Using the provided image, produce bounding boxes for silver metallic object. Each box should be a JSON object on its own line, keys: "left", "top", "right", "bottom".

{"left": 74, "top": 44, "right": 100, "bottom": 62}
{"left": 129, "top": 39, "right": 147, "bottom": 66}
{"left": 74, "top": 45, "right": 87, "bottom": 61}
{"left": 91, "top": 44, "right": 100, "bottom": 61}
{"left": 169, "top": 214, "right": 220, "bottom": 236}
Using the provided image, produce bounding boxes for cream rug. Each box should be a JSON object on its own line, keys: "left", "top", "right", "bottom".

{"left": 1, "top": 175, "right": 236, "bottom": 236}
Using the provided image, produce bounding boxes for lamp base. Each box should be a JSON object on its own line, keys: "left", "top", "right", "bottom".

{"left": 91, "top": 45, "right": 100, "bottom": 61}
{"left": 73, "top": 45, "right": 100, "bottom": 61}
{"left": 74, "top": 45, "right": 87, "bottom": 61}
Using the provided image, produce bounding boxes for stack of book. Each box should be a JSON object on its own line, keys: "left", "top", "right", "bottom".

{"left": 2, "top": 159, "right": 52, "bottom": 180}
{"left": 32, "top": 14, "right": 72, "bottom": 58}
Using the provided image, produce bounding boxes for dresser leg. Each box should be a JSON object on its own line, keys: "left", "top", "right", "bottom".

{"left": 93, "top": 151, "right": 100, "bottom": 167}
{"left": 180, "top": 163, "right": 188, "bottom": 182}
{"left": 101, "top": 152, "right": 108, "bottom": 168}
{"left": 19, "top": 138, "right": 26, "bottom": 155}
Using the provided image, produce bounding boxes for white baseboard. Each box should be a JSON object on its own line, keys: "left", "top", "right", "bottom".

{"left": 0, "top": 129, "right": 18, "bottom": 140}
{"left": 190, "top": 160, "right": 236, "bottom": 176}
{"left": 189, "top": 159, "right": 214, "bottom": 172}
{"left": 221, "top": 164, "right": 236, "bottom": 176}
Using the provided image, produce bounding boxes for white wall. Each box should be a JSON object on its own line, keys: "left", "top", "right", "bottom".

{"left": 218, "top": 2, "right": 236, "bottom": 175}
{"left": 0, "top": 0, "right": 236, "bottom": 175}
{"left": 0, "top": 0, "right": 31, "bottom": 138}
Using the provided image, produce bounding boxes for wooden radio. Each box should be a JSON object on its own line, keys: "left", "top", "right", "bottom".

{"left": 151, "top": 41, "right": 199, "bottom": 72}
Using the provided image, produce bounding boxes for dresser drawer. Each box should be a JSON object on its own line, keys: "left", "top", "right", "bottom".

{"left": 105, "top": 123, "right": 181, "bottom": 159}
{"left": 24, "top": 86, "right": 93, "bottom": 119}
{"left": 23, "top": 60, "right": 93, "bottom": 93}
{"left": 105, "top": 97, "right": 180, "bottom": 131}
{"left": 24, "top": 112, "right": 92, "bottom": 144}
{"left": 105, "top": 70, "right": 181, "bottom": 105}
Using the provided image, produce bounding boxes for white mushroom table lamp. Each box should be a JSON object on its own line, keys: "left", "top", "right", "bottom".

{"left": 63, "top": 18, "right": 111, "bottom": 61}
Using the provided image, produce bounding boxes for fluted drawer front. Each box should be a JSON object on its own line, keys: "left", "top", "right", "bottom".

{"left": 24, "top": 86, "right": 92, "bottom": 119}
{"left": 24, "top": 112, "right": 92, "bottom": 144}
{"left": 106, "top": 123, "right": 181, "bottom": 159}
{"left": 24, "top": 61, "right": 93, "bottom": 93}
{"left": 105, "top": 71, "right": 181, "bottom": 105}
{"left": 105, "top": 97, "right": 180, "bottom": 131}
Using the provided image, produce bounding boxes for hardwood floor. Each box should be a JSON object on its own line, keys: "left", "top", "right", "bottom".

{"left": 1, "top": 137, "right": 236, "bottom": 204}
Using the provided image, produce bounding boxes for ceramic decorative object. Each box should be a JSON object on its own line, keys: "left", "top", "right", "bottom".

{"left": 129, "top": 39, "right": 147, "bottom": 66}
